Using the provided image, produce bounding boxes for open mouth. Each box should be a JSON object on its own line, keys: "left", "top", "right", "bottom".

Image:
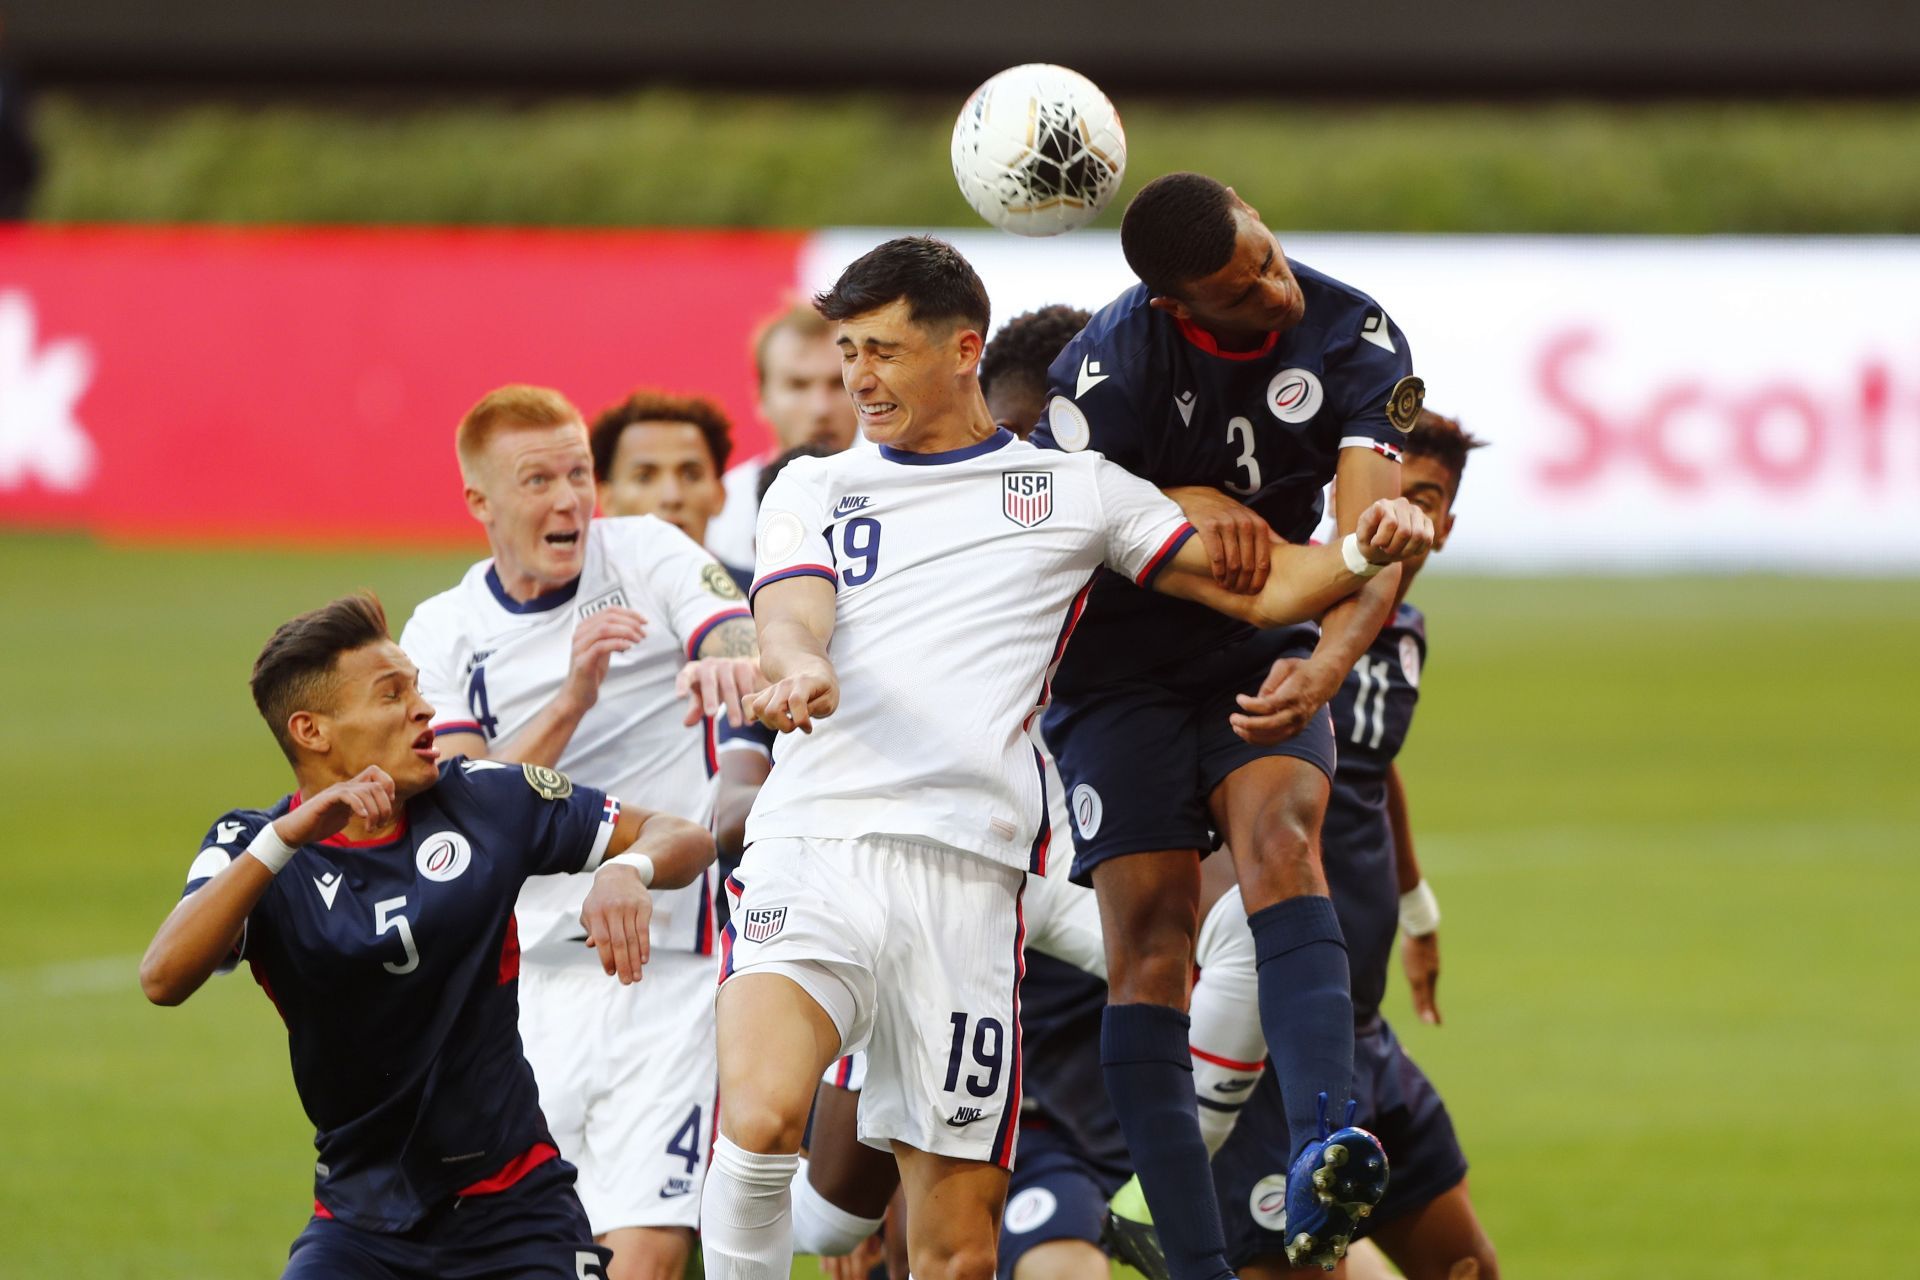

{"left": 857, "top": 401, "right": 899, "bottom": 422}
{"left": 544, "top": 530, "right": 580, "bottom": 549}
{"left": 411, "top": 727, "right": 437, "bottom": 760}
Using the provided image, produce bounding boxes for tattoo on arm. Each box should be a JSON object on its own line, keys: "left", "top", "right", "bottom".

{"left": 701, "top": 617, "right": 759, "bottom": 659}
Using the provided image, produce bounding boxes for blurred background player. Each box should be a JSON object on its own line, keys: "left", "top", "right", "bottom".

{"left": 980, "top": 304, "right": 1093, "bottom": 439}
{"left": 1032, "top": 172, "right": 1423, "bottom": 1273}
{"left": 139, "top": 591, "right": 714, "bottom": 1280}
{"left": 705, "top": 302, "right": 861, "bottom": 577}
{"left": 399, "top": 386, "right": 762, "bottom": 1280}
{"left": 1211, "top": 410, "right": 1497, "bottom": 1280}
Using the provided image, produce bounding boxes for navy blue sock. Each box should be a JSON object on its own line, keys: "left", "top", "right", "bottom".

{"left": 1247, "top": 895, "right": 1355, "bottom": 1158}
{"left": 1101, "top": 1003, "right": 1235, "bottom": 1280}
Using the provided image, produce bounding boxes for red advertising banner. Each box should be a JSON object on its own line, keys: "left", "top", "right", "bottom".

{"left": 0, "top": 226, "right": 804, "bottom": 543}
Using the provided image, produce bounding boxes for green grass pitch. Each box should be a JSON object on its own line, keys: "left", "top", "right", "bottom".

{"left": 1, "top": 533, "right": 1914, "bottom": 1276}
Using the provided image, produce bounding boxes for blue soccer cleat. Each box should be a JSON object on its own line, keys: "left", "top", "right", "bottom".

{"left": 1282, "top": 1093, "right": 1390, "bottom": 1272}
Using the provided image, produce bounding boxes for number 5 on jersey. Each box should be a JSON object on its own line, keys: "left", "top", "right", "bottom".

{"left": 375, "top": 896, "right": 420, "bottom": 974}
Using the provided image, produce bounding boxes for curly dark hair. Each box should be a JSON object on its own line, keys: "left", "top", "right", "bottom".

{"left": 589, "top": 389, "right": 735, "bottom": 481}
{"left": 757, "top": 441, "right": 835, "bottom": 506}
{"left": 1120, "top": 172, "right": 1239, "bottom": 298}
{"left": 1403, "top": 409, "right": 1489, "bottom": 491}
{"left": 980, "top": 304, "right": 1092, "bottom": 401}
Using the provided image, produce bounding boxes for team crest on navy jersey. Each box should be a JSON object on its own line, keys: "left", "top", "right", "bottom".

{"left": 416, "top": 830, "right": 472, "bottom": 882}
{"left": 741, "top": 906, "right": 787, "bottom": 942}
{"left": 1002, "top": 471, "right": 1053, "bottom": 528}
{"left": 1267, "top": 368, "right": 1324, "bottom": 423}
{"left": 521, "top": 763, "right": 573, "bottom": 800}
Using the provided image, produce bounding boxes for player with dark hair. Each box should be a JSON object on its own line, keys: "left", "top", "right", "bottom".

{"left": 139, "top": 592, "right": 715, "bottom": 1280}
{"left": 590, "top": 388, "right": 737, "bottom": 554}
{"left": 699, "top": 234, "right": 1432, "bottom": 1280}
{"left": 1212, "top": 410, "right": 1498, "bottom": 1280}
{"left": 981, "top": 305, "right": 1093, "bottom": 438}
{"left": 1032, "top": 170, "right": 1429, "bottom": 1272}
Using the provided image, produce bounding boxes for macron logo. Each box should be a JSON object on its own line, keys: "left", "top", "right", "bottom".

{"left": 834, "top": 496, "right": 872, "bottom": 517}
{"left": 314, "top": 872, "right": 342, "bottom": 910}
{"left": 1360, "top": 313, "right": 1397, "bottom": 354}
{"left": 215, "top": 821, "right": 247, "bottom": 845}
{"left": 1075, "top": 355, "right": 1109, "bottom": 398}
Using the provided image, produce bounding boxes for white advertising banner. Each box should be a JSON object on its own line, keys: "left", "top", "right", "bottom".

{"left": 803, "top": 231, "right": 1920, "bottom": 572}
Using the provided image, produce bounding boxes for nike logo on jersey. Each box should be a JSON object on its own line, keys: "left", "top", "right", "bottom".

{"left": 1174, "top": 389, "right": 1197, "bottom": 426}
{"left": 314, "top": 871, "right": 342, "bottom": 909}
{"left": 834, "top": 496, "right": 873, "bottom": 517}
{"left": 1075, "top": 355, "right": 1109, "bottom": 398}
{"left": 1212, "top": 1077, "right": 1257, "bottom": 1094}
{"left": 659, "top": 1177, "right": 694, "bottom": 1199}
{"left": 460, "top": 759, "right": 512, "bottom": 773}
{"left": 215, "top": 821, "right": 246, "bottom": 844}
{"left": 945, "top": 1106, "right": 988, "bottom": 1128}
{"left": 1360, "top": 312, "right": 1396, "bottom": 353}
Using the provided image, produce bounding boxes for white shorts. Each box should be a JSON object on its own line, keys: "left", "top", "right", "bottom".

{"left": 518, "top": 950, "right": 717, "bottom": 1233}
{"left": 723, "top": 834, "right": 1027, "bottom": 1168}
{"left": 1022, "top": 840, "right": 1107, "bottom": 981}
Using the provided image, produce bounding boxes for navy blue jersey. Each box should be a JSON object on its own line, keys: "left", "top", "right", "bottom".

{"left": 1032, "top": 264, "right": 1416, "bottom": 689}
{"left": 1323, "top": 603, "right": 1427, "bottom": 1015}
{"left": 1017, "top": 952, "right": 1129, "bottom": 1174}
{"left": 180, "top": 758, "right": 622, "bottom": 1232}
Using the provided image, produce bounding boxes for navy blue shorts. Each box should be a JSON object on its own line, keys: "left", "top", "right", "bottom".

{"left": 1044, "top": 626, "right": 1337, "bottom": 885}
{"left": 1210, "top": 1016, "right": 1468, "bottom": 1267}
{"left": 997, "top": 1123, "right": 1129, "bottom": 1280}
{"left": 283, "top": 1156, "right": 611, "bottom": 1280}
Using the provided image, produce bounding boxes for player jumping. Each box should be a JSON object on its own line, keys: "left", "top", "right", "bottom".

{"left": 699, "top": 236, "right": 1431, "bottom": 1280}
{"left": 139, "top": 592, "right": 714, "bottom": 1280}
{"left": 1032, "top": 171, "right": 1429, "bottom": 1272}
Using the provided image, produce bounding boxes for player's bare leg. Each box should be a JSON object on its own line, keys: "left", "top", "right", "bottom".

{"left": 598, "top": 1226, "right": 691, "bottom": 1280}
{"left": 702, "top": 972, "right": 843, "bottom": 1280}
{"left": 1365, "top": 1182, "right": 1498, "bottom": 1280}
{"left": 892, "top": 1143, "right": 1009, "bottom": 1280}
{"left": 1090, "top": 849, "right": 1239, "bottom": 1280}
{"left": 1015, "top": 1239, "right": 1112, "bottom": 1280}
{"left": 1240, "top": 1255, "right": 1360, "bottom": 1280}
{"left": 795, "top": 1077, "right": 895, "bottom": 1254}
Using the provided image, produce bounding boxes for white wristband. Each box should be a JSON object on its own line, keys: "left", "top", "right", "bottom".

{"left": 1340, "top": 532, "right": 1385, "bottom": 579}
{"left": 245, "top": 824, "right": 298, "bottom": 875}
{"left": 601, "top": 851, "right": 656, "bottom": 887}
{"left": 1399, "top": 878, "right": 1441, "bottom": 937}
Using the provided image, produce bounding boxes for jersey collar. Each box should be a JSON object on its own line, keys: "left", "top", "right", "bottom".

{"left": 485, "top": 565, "right": 581, "bottom": 614}
{"left": 1175, "top": 316, "right": 1280, "bottom": 362}
{"left": 288, "top": 791, "right": 411, "bottom": 847}
{"left": 878, "top": 428, "right": 1014, "bottom": 466}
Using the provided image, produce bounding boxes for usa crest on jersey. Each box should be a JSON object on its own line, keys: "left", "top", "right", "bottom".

{"left": 1002, "top": 471, "right": 1053, "bottom": 528}
{"left": 741, "top": 906, "right": 787, "bottom": 942}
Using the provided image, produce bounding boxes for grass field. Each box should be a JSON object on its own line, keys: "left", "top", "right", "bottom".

{"left": 1, "top": 533, "right": 1916, "bottom": 1277}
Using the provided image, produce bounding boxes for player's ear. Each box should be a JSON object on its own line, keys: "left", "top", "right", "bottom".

{"left": 954, "top": 325, "right": 984, "bottom": 376}
{"left": 464, "top": 484, "right": 489, "bottom": 524}
{"left": 286, "top": 710, "right": 328, "bottom": 756}
{"left": 1148, "top": 294, "right": 1191, "bottom": 323}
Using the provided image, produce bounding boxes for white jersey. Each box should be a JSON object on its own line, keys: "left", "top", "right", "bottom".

{"left": 746, "top": 429, "right": 1194, "bottom": 872}
{"left": 400, "top": 516, "right": 751, "bottom": 962}
{"left": 703, "top": 454, "right": 767, "bottom": 574}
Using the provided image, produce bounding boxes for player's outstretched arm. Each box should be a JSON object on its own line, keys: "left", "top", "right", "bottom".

{"left": 741, "top": 575, "right": 839, "bottom": 735}
{"left": 1387, "top": 762, "right": 1442, "bottom": 1025}
{"left": 141, "top": 768, "right": 396, "bottom": 1005}
{"left": 676, "top": 616, "right": 767, "bottom": 728}
{"left": 579, "top": 803, "right": 714, "bottom": 984}
{"left": 1152, "top": 496, "right": 1432, "bottom": 628}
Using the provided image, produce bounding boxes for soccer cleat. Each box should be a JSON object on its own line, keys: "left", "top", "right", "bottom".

{"left": 1281, "top": 1093, "right": 1389, "bottom": 1273}
{"left": 1101, "top": 1174, "right": 1171, "bottom": 1280}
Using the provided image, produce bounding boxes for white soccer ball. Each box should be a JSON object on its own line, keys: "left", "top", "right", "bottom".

{"left": 950, "top": 63, "right": 1127, "bottom": 238}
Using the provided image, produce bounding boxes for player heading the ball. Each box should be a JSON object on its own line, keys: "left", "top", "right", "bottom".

{"left": 139, "top": 592, "right": 714, "bottom": 1280}
{"left": 698, "top": 235, "right": 1430, "bottom": 1280}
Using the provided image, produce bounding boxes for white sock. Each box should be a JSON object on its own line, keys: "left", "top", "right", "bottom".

{"left": 791, "top": 1156, "right": 886, "bottom": 1255}
{"left": 1192, "top": 886, "right": 1269, "bottom": 1156}
{"left": 701, "top": 1135, "right": 800, "bottom": 1280}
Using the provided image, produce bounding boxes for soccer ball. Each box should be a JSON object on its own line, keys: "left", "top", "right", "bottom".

{"left": 950, "top": 64, "right": 1127, "bottom": 238}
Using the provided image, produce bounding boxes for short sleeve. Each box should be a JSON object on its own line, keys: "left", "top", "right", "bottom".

{"left": 1030, "top": 335, "right": 1147, "bottom": 469}
{"left": 627, "top": 517, "right": 753, "bottom": 658}
{"left": 715, "top": 714, "right": 775, "bottom": 758}
{"left": 398, "top": 606, "right": 480, "bottom": 741}
{"left": 1324, "top": 307, "right": 1417, "bottom": 458}
{"left": 1091, "top": 458, "right": 1197, "bottom": 587}
{"left": 181, "top": 811, "right": 268, "bottom": 969}
{"left": 750, "top": 462, "right": 838, "bottom": 605}
{"left": 449, "top": 760, "right": 621, "bottom": 877}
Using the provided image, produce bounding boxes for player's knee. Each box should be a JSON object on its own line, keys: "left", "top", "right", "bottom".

{"left": 718, "top": 1097, "right": 809, "bottom": 1154}
{"left": 910, "top": 1240, "right": 998, "bottom": 1280}
{"left": 1012, "top": 1239, "right": 1108, "bottom": 1280}
{"left": 1107, "top": 944, "right": 1194, "bottom": 1007}
{"left": 1236, "top": 799, "right": 1319, "bottom": 888}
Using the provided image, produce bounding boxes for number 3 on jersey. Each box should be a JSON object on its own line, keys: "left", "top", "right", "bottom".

{"left": 1226, "top": 416, "right": 1262, "bottom": 496}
